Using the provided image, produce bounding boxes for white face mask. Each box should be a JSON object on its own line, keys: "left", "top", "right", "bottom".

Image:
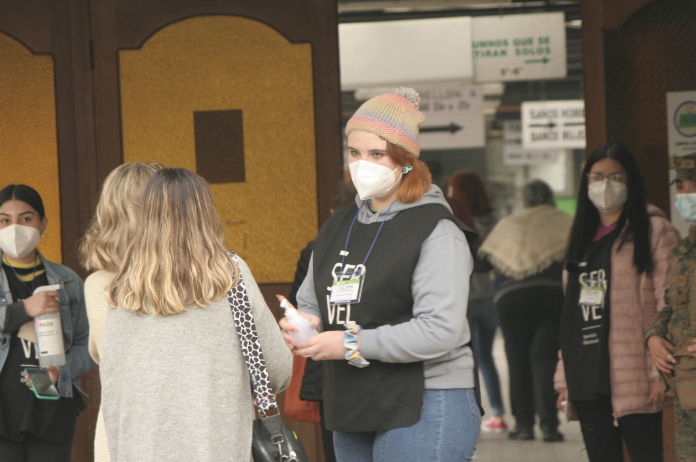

{"left": 676, "top": 193, "right": 696, "bottom": 222}
{"left": 587, "top": 178, "right": 628, "bottom": 213}
{"left": 0, "top": 224, "right": 41, "bottom": 259}
{"left": 349, "top": 160, "right": 402, "bottom": 200}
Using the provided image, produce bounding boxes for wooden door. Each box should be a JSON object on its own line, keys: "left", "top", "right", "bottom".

{"left": 1, "top": 1, "right": 342, "bottom": 460}
{"left": 0, "top": 2, "right": 100, "bottom": 460}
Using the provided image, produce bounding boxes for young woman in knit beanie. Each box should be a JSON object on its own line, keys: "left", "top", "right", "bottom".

{"left": 280, "top": 88, "right": 482, "bottom": 461}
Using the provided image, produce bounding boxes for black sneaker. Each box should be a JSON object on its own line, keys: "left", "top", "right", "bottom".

{"left": 542, "top": 427, "right": 564, "bottom": 442}
{"left": 507, "top": 427, "right": 534, "bottom": 440}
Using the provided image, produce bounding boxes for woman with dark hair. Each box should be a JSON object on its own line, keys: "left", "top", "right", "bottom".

{"left": 481, "top": 180, "right": 572, "bottom": 442}
{"left": 554, "top": 143, "right": 679, "bottom": 462}
{"left": 448, "top": 170, "right": 506, "bottom": 433}
{"left": 0, "top": 184, "right": 94, "bottom": 461}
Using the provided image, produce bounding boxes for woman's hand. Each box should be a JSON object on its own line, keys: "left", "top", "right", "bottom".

{"left": 647, "top": 335, "right": 676, "bottom": 373}
{"left": 23, "top": 291, "right": 60, "bottom": 318}
{"left": 645, "top": 380, "right": 665, "bottom": 406}
{"left": 276, "top": 296, "right": 320, "bottom": 352}
{"left": 294, "top": 331, "right": 346, "bottom": 360}
{"left": 556, "top": 390, "right": 568, "bottom": 412}
{"left": 22, "top": 366, "right": 59, "bottom": 392}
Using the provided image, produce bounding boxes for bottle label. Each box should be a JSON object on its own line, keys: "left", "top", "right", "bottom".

{"left": 35, "top": 317, "right": 65, "bottom": 357}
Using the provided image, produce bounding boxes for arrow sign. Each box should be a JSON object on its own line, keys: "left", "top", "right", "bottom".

{"left": 420, "top": 123, "right": 463, "bottom": 134}
{"left": 522, "top": 100, "right": 585, "bottom": 149}
{"left": 529, "top": 122, "right": 556, "bottom": 129}
{"left": 525, "top": 57, "right": 549, "bottom": 65}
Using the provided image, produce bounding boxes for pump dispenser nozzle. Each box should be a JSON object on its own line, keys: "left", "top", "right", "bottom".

{"left": 278, "top": 296, "right": 318, "bottom": 343}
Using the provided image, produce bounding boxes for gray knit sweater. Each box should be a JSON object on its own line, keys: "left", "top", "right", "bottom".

{"left": 100, "top": 258, "right": 292, "bottom": 462}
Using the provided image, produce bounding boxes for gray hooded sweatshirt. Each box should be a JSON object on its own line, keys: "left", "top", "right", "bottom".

{"left": 297, "top": 185, "right": 475, "bottom": 389}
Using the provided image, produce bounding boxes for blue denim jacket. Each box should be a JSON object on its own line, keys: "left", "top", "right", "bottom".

{"left": 0, "top": 251, "right": 95, "bottom": 397}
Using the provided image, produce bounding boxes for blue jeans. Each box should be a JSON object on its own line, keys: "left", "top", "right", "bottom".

{"left": 468, "top": 298, "right": 505, "bottom": 415}
{"left": 333, "top": 389, "right": 481, "bottom": 462}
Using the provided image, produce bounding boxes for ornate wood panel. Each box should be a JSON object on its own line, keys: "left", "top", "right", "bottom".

{"left": 0, "top": 1, "right": 342, "bottom": 460}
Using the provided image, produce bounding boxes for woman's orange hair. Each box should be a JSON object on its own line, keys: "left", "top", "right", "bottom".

{"left": 445, "top": 196, "right": 478, "bottom": 234}
{"left": 345, "top": 142, "right": 431, "bottom": 203}
{"left": 448, "top": 169, "right": 496, "bottom": 217}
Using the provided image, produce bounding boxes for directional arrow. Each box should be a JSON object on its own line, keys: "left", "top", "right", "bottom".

{"left": 420, "top": 123, "right": 463, "bottom": 134}
{"left": 529, "top": 122, "right": 557, "bottom": 129}
{"left": 525, "top": 57, "right": 549, "bottom": 65}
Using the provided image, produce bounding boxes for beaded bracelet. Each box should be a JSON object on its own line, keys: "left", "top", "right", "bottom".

{"left": 344, "top": 324, "right": 370, "bottom": 368}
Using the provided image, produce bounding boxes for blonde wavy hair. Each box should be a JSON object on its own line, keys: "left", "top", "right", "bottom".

{"left": 79, "top": 163, "right": 162, "bottom": 272}
{"left": 107, "top": 168, "right": 239, "bottom": 316}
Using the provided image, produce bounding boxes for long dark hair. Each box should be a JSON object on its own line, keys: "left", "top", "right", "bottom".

{"left": 566, "top": 143, "right": 653, "bottom": 274}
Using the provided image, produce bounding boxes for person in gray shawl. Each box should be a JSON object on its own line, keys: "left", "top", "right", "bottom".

{"left": 480, "top": 180, "right": 573, "bottom": 442}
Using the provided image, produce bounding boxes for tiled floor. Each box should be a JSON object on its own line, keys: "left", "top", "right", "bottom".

{"left": 473, "top": 331, "right": 589, "bottom": 462}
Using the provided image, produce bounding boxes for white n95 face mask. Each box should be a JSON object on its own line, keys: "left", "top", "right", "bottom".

{"left": 349, "top": 160, "right": 402, "bottom": 200}
{"left": 587, "top": 179, "right": 628, "bottom": 213}
{"left": 0, "top": 224, "right": 41, "bottom": 259}
{"left": 676, "top": 193, "right": 696, "bottom": 222}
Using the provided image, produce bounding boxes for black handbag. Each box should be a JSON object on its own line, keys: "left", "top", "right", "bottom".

{"left": 251, "top": 415, "right": 309, "bottom": 462}
{"left": 227, "top": 252, "right": 309, "bottom": 462}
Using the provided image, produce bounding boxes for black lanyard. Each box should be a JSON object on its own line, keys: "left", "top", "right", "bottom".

{"left": 3, "top": 255, "right": 38, "bottom": 295}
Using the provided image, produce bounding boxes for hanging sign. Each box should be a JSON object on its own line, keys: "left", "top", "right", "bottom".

{"left": 417, "top": 85, "right": 484, "bottom": 150}
{"left": 339, "top": 17, "right": 473, "bottom": 90}
{"left": 503, "top": 145, "right": 559, "bottom": 165}
{"left": 521, "top": 100, "right": 585, "bottom": 149}
{"left": 667, "top": 91, "right": 696, "bottom": 157}
{"left": 502, "top": 120, "right": 559, "bottom": 165}
{"left": 471, "top": 12, "right": 567, "bottom": 82}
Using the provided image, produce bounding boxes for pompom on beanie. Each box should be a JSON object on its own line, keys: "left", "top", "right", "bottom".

{"left": 346, "top": 87, "right": 426, "bottom": 158}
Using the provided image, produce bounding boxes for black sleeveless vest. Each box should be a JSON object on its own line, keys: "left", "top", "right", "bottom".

{"left": 312, "top": 202, "right": 478, "bottom": 432}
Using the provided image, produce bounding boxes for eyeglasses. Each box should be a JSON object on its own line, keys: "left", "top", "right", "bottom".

{"left": 586, "top": 172, "right": 628, "bottom": 183}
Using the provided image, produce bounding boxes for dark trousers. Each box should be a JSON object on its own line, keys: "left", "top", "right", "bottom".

{"left": 574, "top": 395, "right": 663, "bottom": 462}
{"left": 0, "top": 429, "right": 74, "bottom": 462}
{"left": 496, "top": 284, "right": 563, "bottom": 429}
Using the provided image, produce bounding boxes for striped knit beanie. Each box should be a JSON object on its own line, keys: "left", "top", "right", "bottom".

{"left": 346, "top": 87, "right": 426, "bottom": 158}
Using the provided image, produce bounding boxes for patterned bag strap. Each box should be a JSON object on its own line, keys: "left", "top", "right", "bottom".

{"left": 227, "top": 251, "right": 278, "bottom": 414}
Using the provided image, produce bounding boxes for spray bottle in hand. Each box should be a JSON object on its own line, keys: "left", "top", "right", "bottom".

{"left": 280, "top": 298, "right": 318, "bottom": 343}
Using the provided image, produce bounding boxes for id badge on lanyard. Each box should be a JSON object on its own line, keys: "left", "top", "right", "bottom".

{"left": 330, "top": 268, "right": 365, "bottom": 305}
{"left": 579, "top": 286, "right": 604, "bottom": 306}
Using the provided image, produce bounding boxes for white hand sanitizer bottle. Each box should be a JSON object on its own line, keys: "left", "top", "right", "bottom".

{"left": 281, "top": 299, "right": 318, "bottom": 343}
{"left": 33, "top": 284, "right": 66, "bottom": 367}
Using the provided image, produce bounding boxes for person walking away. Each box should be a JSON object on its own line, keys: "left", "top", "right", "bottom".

{"left": 481, "top": 180, "right": 572, "bottom": 441}
{"left": 554, "top": 143, "right": 679, "bottom": 462}
{"left": 449, "top": 170, "right": 506, "bottom": 432}
{"left": 646, "top": 152, "right": 696, "bottom": 462}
